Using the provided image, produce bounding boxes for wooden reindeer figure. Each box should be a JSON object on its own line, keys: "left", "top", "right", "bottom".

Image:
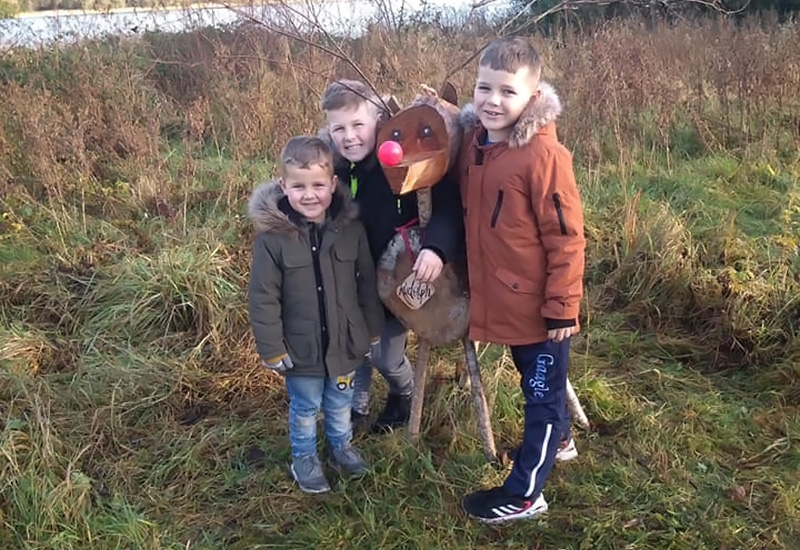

{"left": 373, "top": 82, "right": 499, "bottom": 461}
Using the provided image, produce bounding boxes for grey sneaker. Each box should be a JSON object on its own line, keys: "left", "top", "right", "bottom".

{"left": 290, "top": 453, "right": 331, "bottom": 494}
{"left": 330, "top": 444, "right": 369, "bottom": 477}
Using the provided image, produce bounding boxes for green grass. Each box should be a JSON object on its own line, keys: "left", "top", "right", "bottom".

{"left": 1, "top": 38, "right": 800, "bottom": 546}
{"left": 2, "top": 144, "right": 799, "bottom": 549}
{"left": 3, "top": 15, "right": 800, "bottom": 547}
{"left": 2, "top": 322, "right": 798, "bottom": 549}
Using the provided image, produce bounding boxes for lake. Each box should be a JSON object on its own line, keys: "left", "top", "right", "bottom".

{"left": 0, "top": 0, "right": 513, "bottom": 49}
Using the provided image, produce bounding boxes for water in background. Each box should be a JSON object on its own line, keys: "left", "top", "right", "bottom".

{"left": 0, "top": 0, "right": 513, "bottom": 48}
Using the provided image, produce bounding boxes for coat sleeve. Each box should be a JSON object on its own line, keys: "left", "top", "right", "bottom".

{"left": 530, "top": 146, "right": 586, "bottom": 328}
{"left": 420, "top": 172, "right": 465, "bottom": 264}
{"left": 247, "top": 233, "right": 287, "bottom": 362}
{"left": 354, "top": 221, "right": 385, "bottom": 339}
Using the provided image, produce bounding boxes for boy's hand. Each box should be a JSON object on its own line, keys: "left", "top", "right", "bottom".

{"left": 412, "top": 249, "right": 443, "bottom": 283}
{"left": 547, "top": 327, "right": 574, "bottom": 343}
{"left": 262, "top": 355, "right": 294, "bottom": 373}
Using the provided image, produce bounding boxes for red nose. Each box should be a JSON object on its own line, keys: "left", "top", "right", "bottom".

{"left": 377, "top": 140, "right": 404, "bottom": 167}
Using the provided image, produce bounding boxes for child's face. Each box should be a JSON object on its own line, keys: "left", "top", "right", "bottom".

{"left": 280, "top": 164, "right": 337, "bottom": 224}
{"left": 473, "top": 65, "right": 540, "bottom": 142}
{"left": 326, "top": 103, "right": 379, "bottom": 163}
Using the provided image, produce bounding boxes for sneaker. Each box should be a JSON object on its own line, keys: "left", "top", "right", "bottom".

{"left": 290, "top": 453, "right": 331, "bottom": 494}
{"left": 351, "top": 410, "right": 370, "bottom": 433}
{"left": 556, "top": 437, "right": 578, "bottom": 462}
{"left": 461, "top": 486, "right": 548, "bottom": 524}
{"left": 330, "top": 444, "right": 369, "bottom": 477}
{"left": 510, "top": 437, "right": 578, "bottom": 463}
{"left": 370, "top": 393, "right": 412, "bottom": 434}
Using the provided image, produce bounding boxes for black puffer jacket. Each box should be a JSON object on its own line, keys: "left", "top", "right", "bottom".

{"left": 335, "top": 152, "right": 464, "bottom": 268}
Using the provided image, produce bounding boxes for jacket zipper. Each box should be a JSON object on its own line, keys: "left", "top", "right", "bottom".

{"left": 309, "top": 225, "right": 329, "bottom": 360}
{"left": 553, "top": 193, "right": 568, "bottom": 235}
{"left": 490, "top": 190, "right": 504, "bottom": 228}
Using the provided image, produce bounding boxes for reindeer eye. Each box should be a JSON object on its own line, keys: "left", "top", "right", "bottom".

{"left": 420, "top": 125, "right": 433, "bottom": 138}
{"left": 391, "top": 129, "right": 402, "bottom": 141}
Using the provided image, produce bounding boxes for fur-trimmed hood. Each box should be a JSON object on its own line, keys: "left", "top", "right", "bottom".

{"left": 247, "top": 179, "right": 359, "bottom": 235}
{"left": 459, "top": 81, "right": 562, "bottom": 148}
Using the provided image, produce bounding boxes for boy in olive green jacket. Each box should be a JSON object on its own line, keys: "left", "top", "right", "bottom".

{"left": 248, "top": 136, "right": 384, "bottom": 494}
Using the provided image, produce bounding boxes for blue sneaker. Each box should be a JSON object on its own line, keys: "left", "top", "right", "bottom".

{"left": 462, "top": 486, "right": 548, "bottom": 524}
{"left": 330, "top": 444, "right": 369, "bottom": 477}
{"left": 290, "top": 453, "right": 331, "bottom": 494}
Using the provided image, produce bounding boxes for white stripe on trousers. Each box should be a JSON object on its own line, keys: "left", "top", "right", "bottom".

{"left": 525, "top": 423, "right": 554, "bottom": 498}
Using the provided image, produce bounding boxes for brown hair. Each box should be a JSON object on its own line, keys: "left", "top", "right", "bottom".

{"left": 479, "top": 37, "right": 543, "bottom": 81}
{"left": 280, "top": 136, "right": 334, "bottom": 177}
{"left": 320, "top": 79, "right": 386, "bottom": 118}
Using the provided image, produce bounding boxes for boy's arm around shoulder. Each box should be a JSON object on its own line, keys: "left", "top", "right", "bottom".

{"left": 531, "top": 145, "right": 586, "bottom": 329}
{"left": 354, "top": 221, "right": 385, "bottom": 340}
{"left": 420, "top": 173, "right": 464, "bottom": 264}
{"left": 248, "top": 233, "right": 289, "bottom": 364}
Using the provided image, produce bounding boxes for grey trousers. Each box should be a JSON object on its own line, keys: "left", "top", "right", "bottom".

{"left": 351, "top": 316, "right": 414, "bottom": 415}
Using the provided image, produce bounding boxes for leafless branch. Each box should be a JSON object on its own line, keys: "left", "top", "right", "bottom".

{"left": 220, "top": 1, "right": 392, "bottom": 113}
{"left": 472, "top": 0, "right": 747, "bottom": 15}
{"left": 450, "top": 0, "right": 747, "bottom": 81}
{"left": 447, "top": 0, "right": 571, "bottom": 81}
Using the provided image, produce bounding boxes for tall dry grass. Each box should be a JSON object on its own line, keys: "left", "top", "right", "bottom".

{"left": 2, "top": 13, "right": 798, "bottom": 197}
{"left": 2, "top": 12, "right": 798, "bottom": 379}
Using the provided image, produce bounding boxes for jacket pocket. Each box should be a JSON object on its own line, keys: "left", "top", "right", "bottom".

{"left": 345, "top": 316, "right": 369, "bottom": 360}
{"left": 334, "top": 241, "right": 360, "bottom": 290}
{"left": 490, "top": 190, "right": 504, "bottom": 228}
{"left": 334, "top": 242, "right": 359, "bottom": 263}
{"left": 283, "top": 250, "right": 313, "bottom": 269}
{"left": 495, "top": 266, "right": 539, "bottom": 294}
{"left": 283, "top": 319, "right": 319, "bottom": 365}
{"left": 552, "top": 193, "right": 568, "bottom": 236}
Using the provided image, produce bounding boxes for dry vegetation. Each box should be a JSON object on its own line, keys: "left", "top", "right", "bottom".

{"left": 1, "top": 8, "right": 799, "bottom": 549}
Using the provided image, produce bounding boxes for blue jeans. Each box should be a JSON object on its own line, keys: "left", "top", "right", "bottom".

{"left": 503, "top": 338, "right": 571, "bottom": 499}
{"left": 351, "top": 316, "right": 414, "bottom": 415}
{"left": 285, "top": 372, "right": 355, "bottom": 457}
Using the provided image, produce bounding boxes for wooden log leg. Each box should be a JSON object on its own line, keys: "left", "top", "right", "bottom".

{"left": 407, "top": 339, "right": 430, "bottom": 443}
{"left": 566, "top": 378, "right": 590, "bottom": 430}
{"left": 463, "top": 337, "right": 497, "bottom": 462}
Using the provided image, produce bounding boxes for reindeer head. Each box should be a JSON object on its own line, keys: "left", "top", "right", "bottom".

{"left": 376, "top": 82, "right": 462, "bottom": 195}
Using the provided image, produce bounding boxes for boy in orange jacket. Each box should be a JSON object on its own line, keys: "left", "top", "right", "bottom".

{"left": 458, "top": 37, "right": 586, "bottom": 524}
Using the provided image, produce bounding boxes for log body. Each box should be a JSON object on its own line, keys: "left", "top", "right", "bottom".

{"left": 376, "top": 226, "right": 469, "bottom": 348}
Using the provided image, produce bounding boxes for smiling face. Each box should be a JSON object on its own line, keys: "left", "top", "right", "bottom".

{"left": 376, "top": 89, "right": 462, "bottom": 195}
{"left": 280, "top": 164, "right": 337, "bottom": 224}
{"left": 473, "top": 65, "right": 540, "bottom": 143}
{"left": 326, "top": 102, "right": 379, "bottom": 163}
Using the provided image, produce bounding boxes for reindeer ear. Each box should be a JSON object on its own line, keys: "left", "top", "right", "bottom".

{"left": 440, "top": 81, "right": 458, "bottom": 106}
{"left": 382, "top": 94, "right": 402, "bottom": 116}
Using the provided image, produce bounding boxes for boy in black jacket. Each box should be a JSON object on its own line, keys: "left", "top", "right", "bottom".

{"left": 320, "top": 79, "right": 463, "bottom": 433}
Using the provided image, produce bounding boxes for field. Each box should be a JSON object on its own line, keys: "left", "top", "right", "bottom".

{"left": 1, "top": 8, "right": 799, "bottom": 549}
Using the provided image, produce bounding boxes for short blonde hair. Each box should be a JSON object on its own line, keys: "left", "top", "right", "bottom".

{"left": 320, "top": 79, "right": 386, "bottom": 118}
{"left": 280, "top": 136, "right": 334, "bottom": 177}
{"left": 479, "top": 37, "right": 542, "bottom": 82}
